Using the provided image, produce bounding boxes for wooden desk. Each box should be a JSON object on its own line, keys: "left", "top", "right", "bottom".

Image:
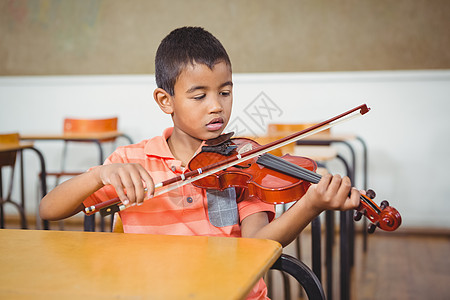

{"left": 21, "top": 131, "right": 132, "bottom": 163}
{"left": 21, "top": 131, "right": 129, "bottom": 142}
{"left": 0, "top": 229, "right": 282, "bottom": 299}
{"left": 0, "top": 142, "right": 34, "bottom": 152}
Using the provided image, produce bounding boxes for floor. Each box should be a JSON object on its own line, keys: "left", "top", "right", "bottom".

{"left": 269, "top": 229, "right": 450, "bottom": 300}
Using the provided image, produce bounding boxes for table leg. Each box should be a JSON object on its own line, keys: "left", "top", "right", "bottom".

{"left": 311, "top": 216, "right": 322, "bottom": 282}
{"left": 26, "top": 147, "right": 48, "bottom": 230}
{"left": 84, "top": 214, "right": 96, "bottom": 232}
{"left": 0, "top": 169, "right": 4, "bottom": 228}
{"left": 325, "top": 210, "right": 334, "bottom": 300}
{"left": 356, "top": 136, "right": 369, "bottom": 252}
{"left": 340, "top": 210, "right": 350, "bottom": 300}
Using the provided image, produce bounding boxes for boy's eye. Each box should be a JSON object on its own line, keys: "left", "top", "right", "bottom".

{"left": 220, "top": 91, "right": 231, "bottom": 97}
{"left": 193, "top": 94, "right": 206, "bottom": 100}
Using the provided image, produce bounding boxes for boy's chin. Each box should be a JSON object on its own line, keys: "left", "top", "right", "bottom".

{"left": 202, "top": 130, "right": 225, "bottom": 141}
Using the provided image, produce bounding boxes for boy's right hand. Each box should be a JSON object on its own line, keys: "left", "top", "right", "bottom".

{"left": 96, "top": 163, "right": 155, "bottom": 206}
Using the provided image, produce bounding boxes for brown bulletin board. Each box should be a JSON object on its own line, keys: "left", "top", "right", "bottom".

{"left": 1, "top": 0, "right": 449, "bottom": 75}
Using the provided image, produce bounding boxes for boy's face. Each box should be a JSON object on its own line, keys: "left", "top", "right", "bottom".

{"left": 169, "top": 61, "right": 233, "bottom": 142}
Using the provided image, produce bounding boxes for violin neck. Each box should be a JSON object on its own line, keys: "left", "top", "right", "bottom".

{"left": 256, "top": 153, "right": 321, "bottom": 184}
{"left": 257, "top": 153, "right": 373, "bottom": 207}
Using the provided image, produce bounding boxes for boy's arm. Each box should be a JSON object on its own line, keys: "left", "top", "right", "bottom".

{"left": 241, "top": 174, "right": 360, "bottom": 248}
{"left": 39, "top": 168, "right": 103, "bottom": 220}
{"left": 39, "top": 163, "right": 154, "bottom": 221}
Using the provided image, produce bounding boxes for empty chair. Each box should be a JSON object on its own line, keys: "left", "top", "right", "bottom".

{"left": 43, "top": 117, "right": 121, "bottom": 231}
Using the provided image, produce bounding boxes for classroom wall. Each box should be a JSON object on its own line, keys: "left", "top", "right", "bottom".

{"left": 1, "top": 0, "right": 450, "bottom": 75}
{"left": 1, "top": 70, "right": 450, "bottom": 230}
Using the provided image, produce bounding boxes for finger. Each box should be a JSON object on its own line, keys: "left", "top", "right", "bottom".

{"left": 109, "top": 173, "right": 130, "bottom": 206}
{"left": 129, "top": 170, "right": 147, "bottom": 206}
{"left": 117, "top": 168, "right": 137, "bottom": 204}
{"left": 316, "top": 173, "right": 333, "bottom": 194}
{"left": 327, "top": 174, "right": 343, "bottom": 197}
{"left": 139, "top": 168, "right": 155, "bottom": 199}
{"left": 343, "top": 187, "right": 361, "bottom": 210}
{"left": 334, "top": 175, "right": 351, "bottom": 202}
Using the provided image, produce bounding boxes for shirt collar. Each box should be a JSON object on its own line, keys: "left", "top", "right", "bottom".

{"left": 143, "top": 127, "right": 206, "bottom": 160}
{"left": 144, "top": 127, "right": 176, "bottom": 159}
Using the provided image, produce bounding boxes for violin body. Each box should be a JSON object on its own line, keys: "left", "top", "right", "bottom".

{"left": 189, "top": 138, "right": 317, "bottom": 204}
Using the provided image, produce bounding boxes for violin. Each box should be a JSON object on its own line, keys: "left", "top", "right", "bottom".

{"left": 84, "top": 104, "right": 401, "bottom": 233}
{"left": 189, "top": 138, "right": 401, "bottom": 233}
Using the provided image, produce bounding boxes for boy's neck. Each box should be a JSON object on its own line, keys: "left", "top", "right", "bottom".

{"left": 167, "top": 131, "right": 203, "bottom": 167}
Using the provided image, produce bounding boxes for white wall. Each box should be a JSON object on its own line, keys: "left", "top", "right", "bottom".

{"left": 1, "top": 70, "right": 449, "bottom": 229}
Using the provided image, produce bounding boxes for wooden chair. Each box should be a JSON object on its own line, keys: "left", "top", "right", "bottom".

{"left": 49, "top": 117, "right": 119, "bottom": 183}
{"left": 44, "top": 117, "right": 119, "bottom": 231}
{"left": 0, "top": 133, "right": 27, "bottom": 228}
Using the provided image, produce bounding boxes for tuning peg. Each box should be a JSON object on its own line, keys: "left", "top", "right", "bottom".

{"left": 366, "top": 189, "right": 376, "bottom": 199}
{"left": 368, "top": 221, "right": 379, "bottom": 234}
{"left": 380, "top": 200, "right": 389, "bottom": 210}
{"left": 354, "top": 209, "right": 366, "bottom": 221}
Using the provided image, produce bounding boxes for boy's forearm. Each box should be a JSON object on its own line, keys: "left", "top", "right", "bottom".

{"left": 254, "top": 199, "right": 322, "bottom": 248}
{"left": 39, "top": 168, "right": 104, "bottom": 221}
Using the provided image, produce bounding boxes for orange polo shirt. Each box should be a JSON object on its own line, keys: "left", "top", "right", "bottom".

{"left": 83, "top": 128, "right": 275, "bottom": 236}
{"left": 84, "top": 128, "right": 275, "bottom": 299}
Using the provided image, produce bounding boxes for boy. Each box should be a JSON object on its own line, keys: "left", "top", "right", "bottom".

{"left": 40, "top": 27, "right": 360, "bottom": 299}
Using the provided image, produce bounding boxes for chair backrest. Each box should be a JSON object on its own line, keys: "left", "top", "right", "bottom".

{"left": 267, "top": 123, "right": 332, "bottom": 154}
{"left": 62, "top": 117, "right": 118, "bottom": 144}
{"left": 52, "top": 118, "right": 119, "bottom": 181}
{"left": 0, "top": 133, "right": 20, "bottom": 167}
{"left": 267, "top": 123, "right": 331, "bottom": 137}
{"left": 63, "top": 117, "right": 118, "bottom": 133}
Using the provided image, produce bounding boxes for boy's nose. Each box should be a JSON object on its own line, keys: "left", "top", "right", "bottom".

{"left": 208, "top": 96, "right": 223, "bottom": 113}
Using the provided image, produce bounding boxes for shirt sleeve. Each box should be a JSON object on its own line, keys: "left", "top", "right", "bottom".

{"left": 236, "top": 188, "right": 276, "bottom": 223}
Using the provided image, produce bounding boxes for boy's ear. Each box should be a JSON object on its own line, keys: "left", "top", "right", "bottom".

{"left": 153, "top": 88, "right": 174, "bottom": 114}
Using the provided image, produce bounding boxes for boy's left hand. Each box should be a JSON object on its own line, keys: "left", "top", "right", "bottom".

{"left": 306, "top": 174, "right": 360, "bottom": 214}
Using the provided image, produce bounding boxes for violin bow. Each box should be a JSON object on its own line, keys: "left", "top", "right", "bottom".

{"left": 85, "top": 104, "right": 370, "bottom": 216}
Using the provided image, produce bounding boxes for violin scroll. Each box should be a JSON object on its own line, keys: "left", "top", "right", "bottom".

{"left": 354, "top": 189, "right": 402, "bottom": 233}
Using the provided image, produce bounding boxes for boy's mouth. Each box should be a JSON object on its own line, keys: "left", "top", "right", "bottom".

{"left": 206, "top": 118, "right": 224, "bottom": 131}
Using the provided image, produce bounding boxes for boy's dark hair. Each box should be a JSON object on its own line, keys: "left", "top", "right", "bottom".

{"left": 155, "top": 26, "right": 232, "bottom": 96}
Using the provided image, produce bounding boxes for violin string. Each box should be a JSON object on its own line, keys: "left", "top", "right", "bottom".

{"left": 258, "top": 154, "right": 385, "bottom": 216}
{"left": 258, "top": 154, "right": 320, "bottom": 183}
{"left": 277, "top": 159, "right": 321, "bottom": 183}
{"left": 257, "top": 154, "right": 322, "bottom": 184}
{"left": 258, "top": 154, "right": 376, "bottom": 209}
